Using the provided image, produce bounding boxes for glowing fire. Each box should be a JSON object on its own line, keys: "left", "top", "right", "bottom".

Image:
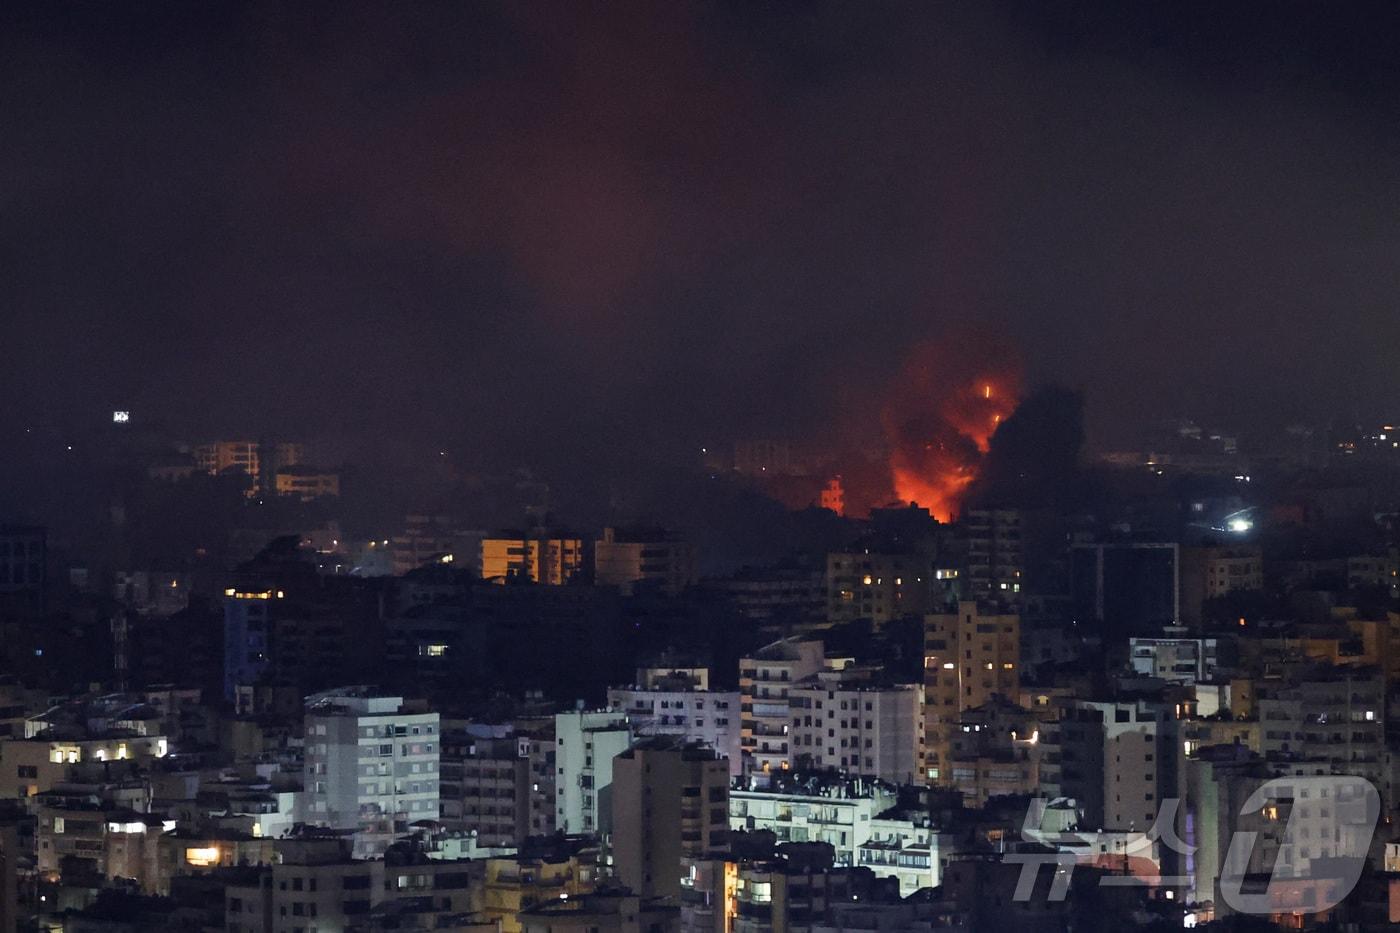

{"left": 883, "top": 341, "right": 1020, "bottom": 521}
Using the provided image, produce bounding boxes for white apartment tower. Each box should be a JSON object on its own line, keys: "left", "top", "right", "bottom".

{"left": 302, "top": 688, "right": 440, "bottom": 859}
{"left": 554, "top": 710, "right": 633, "bottom": 835}
{"left": 788, "top": 673, "right": 924, "bottom": 784}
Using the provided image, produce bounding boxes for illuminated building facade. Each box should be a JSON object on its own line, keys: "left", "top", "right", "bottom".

{"left": 787, "top": 674, "right": 923, "bottom": 784}
{"left": 738, "top": 638, "right": 824, "bottom": 774}
{"left": 728, "top": 777, "right": 897, "bottom": 868}
{"left": 825, "top": 550, "right": 932, "bottom": 627}
{"left": 607, "top": 680, "right": 743, "bottom": 777}
{"left": 483, "top": 839, "right": 599, "bottom": 933}
{"left": 193, "top": 440, "right": 305, "bottom": 495}
{"left": 1, "top": 732, "right": 169, "bottom": 799}
{"left": 554, "top": 710, "right": 631, "bottom": 834}
{"left": 922, "top": 602, "right": 1020, "bottom": 782}
{"left": 481, "top": 532, "right": 586, "bottom": 585}
{"left": 272, "top": 468, "right": 340, "bottom": 500}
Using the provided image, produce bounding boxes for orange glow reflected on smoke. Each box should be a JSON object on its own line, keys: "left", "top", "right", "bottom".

{"left": 883, "top": 340, "right": 1021, "bottom": 522}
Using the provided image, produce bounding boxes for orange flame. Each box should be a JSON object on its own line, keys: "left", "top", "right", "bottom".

{"left": 882, "top": 340, "right": 1020, "bottom": 521}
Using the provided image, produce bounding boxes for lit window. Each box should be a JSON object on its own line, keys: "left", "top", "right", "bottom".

{"left": 185, "top": 847, "right": 220, "bottom": 867}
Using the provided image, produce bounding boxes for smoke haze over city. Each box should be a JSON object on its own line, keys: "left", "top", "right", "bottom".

{"left": 5, "top": 1, "right": 1400, "bottom": 479}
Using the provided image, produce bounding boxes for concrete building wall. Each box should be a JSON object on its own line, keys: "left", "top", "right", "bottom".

{"left": 555, "top": 711, "right": 632, "bottom": 834}
{"left": 612, "top": 744, "right": 728, "bottom": 898}
{"left": 923, "top": 603, "right": 1020, "bottom": 782}
{"left": 607, "top": 688, "right": 741, "bottom": 776}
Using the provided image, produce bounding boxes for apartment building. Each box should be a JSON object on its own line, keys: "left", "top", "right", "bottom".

{"left": 482, "top": 837, "right": 600, "bottom": 933}
{"left": 826, "top": 550, "right": 932, "bottom": 627}
{"left": 594, "top": 527, "right": 698, "bottom": 595}
{"left": 739, "top": 638, "right": 825, "bottom": 775}
{"left": 1129, "top": 630, "right": 1220, "bottom": 684}
{"left": 787, "top": 672, "right": 923, "bottom": 784}
{"left": 922, "top": 602, "right": 1020, "bottom": 782}
{"left": 225, "top": 837, "right": 479, "bottom": 933}
{"left": 962, "top": 509, "right": 1024, "bottom": 606}
{"left": 728, "top": 776, "right": 897, "bottom": 868}
{"left": 607, "top": 674, "right": 741, "bottom": 777}
{"left": 481, "top": 532, "right": 586, "bottom": 585}
{"left": 439, "top": 728, "right": 530, "bottom": 847}
{"left": 301, "top": 688, "right": 440, "bottom": 859}
{"left": 554, "top": 710, "right": 632, "bottom": 835}
{"left": 612, "top": 739, "right": 729, "bottom": 898}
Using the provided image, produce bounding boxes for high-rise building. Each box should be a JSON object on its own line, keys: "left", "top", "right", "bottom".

{"left": 787, "top": 672, "right": 923, "bottom": 784}
{"left": 301, "top": 688, "right": 440, "bottom": 859}
{"left": 392, "top": 514, "right": 474, "bottom": 575}
{"left": 940, "top": 696, "right": 1043, "bottom": 806}
{"left": 1070, "top": 542, "right": 1179, "bottom": 636}
{"left": 554, "top": 710, "right": 632, "bottom": 835}
{"left": 594, "top": 527, "right": 697, "bottom": 595}
{"left": 682, "top": 843, "right": 884, "bottom": 933}
{"left": 1040, "top": 698, "right": 1179, "bottom": 836}
{"left": 922, "top": 602, "right": 1020, "bottom": 782}
{"left": 1182, "top": 746, "right": 1376, "bottom": 921}
{"left": 439, "top": 727, "right": 530, "bottom": 847}
{"left": 612, "top": 739, "right": 729, "bottom": 898}
{"left": 738, "top": 638, "right": 824, "bottom": 775}
{"left": 482, "top": 532, "right": 586, "bottom": 585}
{"left": 519, "top": 724, "right": 558, "bottom": 838}
{"left": 1179, "top": 545, "right": 1262, "bottom": 627}
{"left": 961, "top": 509, "right": 1023, "bottom": 606}
{"left": 825, "top": 550, "right": 932, "bottom": 627}
{"left": 1346, "top": 548, "right": 1400, "bottom": 598}
{"left": 1255, "top": 666, "right": 1386, "bottom": 795}
{"left": 222, "top": 587, "right": 281, "bottom": 701}
{"left": 226, "top": 837, "right": 479, "bottom": 933}
{"left": 705, "top": 565, "right": 825, "bottom": 626}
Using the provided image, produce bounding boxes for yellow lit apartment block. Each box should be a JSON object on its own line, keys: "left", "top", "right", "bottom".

{"left": 482, "top": 850, "right": 596, "bottom": 933}
{"left": 923, "top": 601, "right": 1020, "bottom": 782}
{"left": 481, "top": 534, "right": 585, "bottom": 585}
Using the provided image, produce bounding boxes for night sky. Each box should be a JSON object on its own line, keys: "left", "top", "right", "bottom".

{"left": 5, "top": 1, "right": 1400, "bottom": 470}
